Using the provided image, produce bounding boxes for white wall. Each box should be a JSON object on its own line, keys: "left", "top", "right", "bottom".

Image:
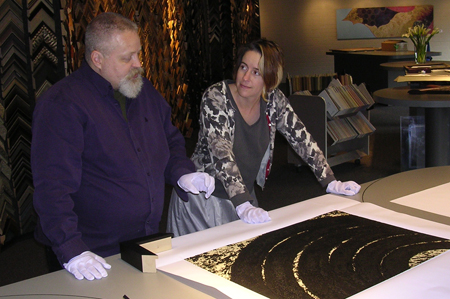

{"left": 259, "top": 0, "right": 449, "bottom": 78}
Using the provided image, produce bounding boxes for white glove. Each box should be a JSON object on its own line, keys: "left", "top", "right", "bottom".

{"left": 63, "top": 251, "right": 111, "bottom": 281}
{"left": 326, "top": 180, "right": 361, "bottom": 196}
{"left": 177, "top": 172, "right": 215, "bottom": 198}
{"left": 236, "top": 201, "right": 271, "bottom": 224}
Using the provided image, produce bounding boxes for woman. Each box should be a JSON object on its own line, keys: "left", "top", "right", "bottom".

{"left": 168, "top": 39, "right": 360, "bottom": 237}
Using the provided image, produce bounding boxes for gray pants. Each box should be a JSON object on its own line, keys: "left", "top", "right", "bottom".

{"left": 167, "top": 189, "right": 258, "bottom": 237}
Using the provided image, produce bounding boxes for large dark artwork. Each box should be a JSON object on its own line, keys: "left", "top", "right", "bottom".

{"left": 187, "top": 211, "right": 450, "bottom": 299}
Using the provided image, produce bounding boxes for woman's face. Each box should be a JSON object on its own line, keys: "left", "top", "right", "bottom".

{"left": 235, "top": 50, "right": 265, "bottom": 102}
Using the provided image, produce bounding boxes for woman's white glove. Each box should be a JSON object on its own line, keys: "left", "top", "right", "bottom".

{"left": 236, "top": 201, "right": 271, "bottom": 224}
{"left": 63, "top": 251, "right": 111, "bottom": 281}
{"left": 326, "top": 180, "right": 361, "bottom": 196}
{"left": 177, "top": 172, "right": 215, "bottom": 198}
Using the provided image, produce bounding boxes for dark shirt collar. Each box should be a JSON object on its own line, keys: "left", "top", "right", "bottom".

{"left": 79, "top": 60, "right": 115, "bottom": 99}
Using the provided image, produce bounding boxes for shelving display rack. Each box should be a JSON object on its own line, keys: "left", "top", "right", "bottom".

{"left": 287, "top": 84, "right": 375, "bottom": 168}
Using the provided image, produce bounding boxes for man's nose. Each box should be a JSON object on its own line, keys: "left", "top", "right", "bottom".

{"left": 132, "top": 55, "right": 141, "bottom": 68}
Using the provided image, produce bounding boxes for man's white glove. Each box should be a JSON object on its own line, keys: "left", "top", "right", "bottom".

{"left": 177, "top": 172, "right": 215, "bottom": 198}
{"left": 63, "top": 251, "right": 111, "bottom": 281}
{"left": 236, "top": 201, "right": 271, "bottom": 224}
{"left": 326, "top": 180, "right": 361, "bottom": 196}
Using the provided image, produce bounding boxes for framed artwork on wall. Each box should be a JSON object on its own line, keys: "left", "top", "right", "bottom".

{"left": 337, "top": 5, "right": 434, "bottom": 40}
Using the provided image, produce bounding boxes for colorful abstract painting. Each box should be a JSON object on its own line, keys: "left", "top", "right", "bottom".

{"left": 186, "top": 211, "right": 450, "bottom": 299}
{"left": 337, "top": 5, "right": 434, "bottom": 39}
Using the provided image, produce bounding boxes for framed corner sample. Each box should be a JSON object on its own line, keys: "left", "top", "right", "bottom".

{"left": 120, "top": 232, "right": 173, "bottom": 273}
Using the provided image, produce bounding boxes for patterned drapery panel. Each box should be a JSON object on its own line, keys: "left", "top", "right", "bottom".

{"left": 0, "top": 0, "right": 65, "bottom": 243}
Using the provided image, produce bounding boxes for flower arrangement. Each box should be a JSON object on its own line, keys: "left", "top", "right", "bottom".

{"left": 402, "top": 24, "right": 441, "bottom": 63}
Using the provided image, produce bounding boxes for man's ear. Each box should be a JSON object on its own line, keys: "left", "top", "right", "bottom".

{"left": 91, "top": 50, "right": 103, "bottom": 70}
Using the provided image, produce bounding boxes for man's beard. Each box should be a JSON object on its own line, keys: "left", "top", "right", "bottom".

{"left": 118, "top": 67, "right": 144, "bottom": 98}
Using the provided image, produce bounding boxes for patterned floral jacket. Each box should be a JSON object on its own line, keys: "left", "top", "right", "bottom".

{"left": 191, "top": 80, "right": 335, "bottom": 201}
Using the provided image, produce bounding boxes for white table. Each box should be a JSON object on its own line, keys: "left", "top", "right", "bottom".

{"left": 0, "top": 253, "right": 216, "bottom": 299}
{"left": 2, "top": 170, "right": 450, "bottom": 298}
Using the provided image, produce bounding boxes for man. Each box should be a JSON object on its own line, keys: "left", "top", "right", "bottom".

{"left": 31, "top": 12, "right": 214, "bottom": 281}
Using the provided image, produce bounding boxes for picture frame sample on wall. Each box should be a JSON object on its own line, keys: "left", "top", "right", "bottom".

{"left": 336, "top": 5, "right": 434, "bottom": 40}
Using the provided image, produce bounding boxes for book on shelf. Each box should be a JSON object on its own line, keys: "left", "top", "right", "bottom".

{"left": 327, "top": 112, "right": 375, "bottom": 145}
{"left": 336, "top": 73, "right": 353, "bottom": 85}
{"left": 321, "top": 77, "right": 376, "bottom": 145}
{"left": 286, "top": 73, "right": 354, "bottom": 95}
{"left": 319, "top": 89, "right": 339, "bottom": 117}
{"left": 293, "top": 90, "right": 313, "bottom": 96}
{"left": 403, "top": 63, "right": 450, "bottom": 74}
{"left": 327, "top": 117, "right": 358, "bottom": 145}
{"left": 395, "top": 70, "right": 450, "bottom": 83}
{"left": 319, "top": 79, "right": 374, "bottom": 118}
{"left": 347, "top": 111, "right": 376, "bottom": 137}
{"left": 329, "top": 47, "right": 381, "bottom": 53}
{"left": 286, "top": 73, "right": 336, "bottom": 94}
